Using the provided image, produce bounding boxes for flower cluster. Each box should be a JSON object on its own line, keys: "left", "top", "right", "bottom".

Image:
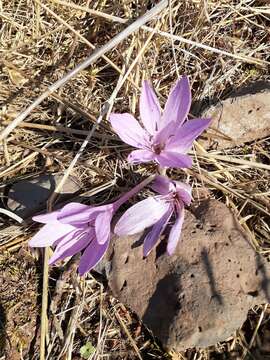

{"left": 29, "top": 76, "right": 211, "bottom": 275}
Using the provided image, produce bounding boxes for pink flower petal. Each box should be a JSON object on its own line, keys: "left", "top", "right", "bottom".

{"left": 95, "top": 211, "right": 113, "bottom": 245}
{"left": 140, "top": 80, "right": 161, "bottom": 134}
{"left": 33, "top": 210, "right": 60, "bottom": 224}
{"left": 143, "top": 208, "right": 173, "bottom": 257}
{"left": 156, "top": 151, "right": 192, "bottom": 168}
{"left": 162, "top": 76, "right": 191, "bottom": 127}
{"left": 29, "top": 223, "right": 75, "bottom": 247}
{"left": 174, "top": 181, "right": 192, "bottom": 205}
{"left": 167, "top": 205, "right": 185, "bottom": 255}
{"left": 166, "top": 118, "right": 211, "bottom": 153}
{"left": 78, "top": 237, "right": 110, "bottom": 275}
{"left": 153, "top": 120, "right": 177, "bottom": 145}
{"left": 58, "top": 202, "right": 100, "bottom": 226}
{"left": 110, "top": 113, "right": 149, "bottom": 148}
{"left": 114, "top": 196, "right": 170, "bottom": 236}
{"left": 151, "top": 175, "right": 175, "bottom": 195}
{"left": 127, "top": 149, "right": 155, "bottom": 164}
{"left": 48, "top": 230, "right": 92, "bottom": 265}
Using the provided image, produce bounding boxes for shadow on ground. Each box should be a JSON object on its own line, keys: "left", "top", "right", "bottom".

{"left": 0, "top": 302, "right": 6, "bottom": 357}
{"left": 192, "top": 80, "right": 270, "bottom": 116}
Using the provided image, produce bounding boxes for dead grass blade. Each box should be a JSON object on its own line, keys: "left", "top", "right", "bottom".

{"left": 197, "top": 153, "right": 270, "bottom": 171}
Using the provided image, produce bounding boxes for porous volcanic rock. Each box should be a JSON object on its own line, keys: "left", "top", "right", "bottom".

{"left": 201, "top": 90, "right": 270, "bottom": 149}
{"left": 106, "top": 200, "right": 270, "bottom": 350}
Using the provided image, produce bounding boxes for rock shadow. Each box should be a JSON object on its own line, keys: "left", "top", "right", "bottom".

{"left": 2, "top": 173, "right": 80, "bottom": 219}
{"left": 131, "top": 232, "right": 146, "bottom": 249}
{"left": 256, "top": 254, "right": 270, "bottom": 304}
{"left": 4, "top": 174, "right": 56, "bottom": 210}
{"left": 192, "top": 198, "right": 211, "bottom": 219}
{"left": 142, "top": 273, "right": 181, "bottom": 343}
{"left": 192, "top": 80, "right": 270, "bottom": 116}
{"left": 0, "top": 302, "right": 6, "bottom": 357}
{"left": 201, "top": 247, "right": 223, "bottom": 305}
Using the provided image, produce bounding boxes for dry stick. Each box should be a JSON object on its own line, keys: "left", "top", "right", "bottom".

{"left": 33, "top": 2, "right": 168, "bottom": 359}
{"left": 49, "top": 0, "right": 128, "bottom": 23}
{"left": 0, "top": 0, "right": 168, "bottom": 141}
{"left": 0, "top": 151, "right": 38, "bottom": 178}
{"left": 197, "top": 153, "right": 270, "bottom": 171}
{"left": 0, "top": 208, "right": 23, "bottom": 223}
{"left": 1, "top": 119, "right": 116, "bottom": 140}
{"left": 241, "top": 304, "right": 268, "bottom": 360}
{"left": 49, "top": 0, "right": 269, "bottom": 66}
{"left": 40, "top": 248, "right": 50, "bottom": 360}
{"left": 143, "top": 26, "right": 269, "bottom": 66}
{"left": 169, "top": 0, "right": 180, "bottom": 77}
{"left": 115, "top": 309, "right": 143, "bottom": 360}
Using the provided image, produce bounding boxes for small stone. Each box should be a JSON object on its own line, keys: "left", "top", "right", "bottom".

{"left": 6, "top": 173, "right": 81, "bottom": 219}
{"left": 201, "top": 90, "right": 270, "bottom": 149}
{"left": 106, "top": 200, "right": 270, "bottom": 350}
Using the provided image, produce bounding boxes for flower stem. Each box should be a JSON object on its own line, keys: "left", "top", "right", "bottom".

{"left": 114, "top": 174, "right": 156, "bottom": 210}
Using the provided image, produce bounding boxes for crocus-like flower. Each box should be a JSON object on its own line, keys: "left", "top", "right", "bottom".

{"left": 29, "top": 176, "right": 154, "bottom": 275}
{"left": 114, "top": 175, "right": 191, "bottom": 256}
{"left": 110, "top": 76, "right": 211, "bottom": 168}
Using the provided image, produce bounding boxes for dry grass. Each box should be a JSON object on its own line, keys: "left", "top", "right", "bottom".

{"left": 0, "top": 0, "right": 270, "bottom": 359}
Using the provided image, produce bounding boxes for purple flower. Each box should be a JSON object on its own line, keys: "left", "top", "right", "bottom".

{"left": 29, "top": 203, "right": 115, "bottom": 275}
{"left": 110, "top": 76, "right": 211, "bottom": 168}
{"left": 114, "top": 175, "right": 192, "bottom": 256}
{"left": 29, "top": 176, "right": 154, "bottom": 275}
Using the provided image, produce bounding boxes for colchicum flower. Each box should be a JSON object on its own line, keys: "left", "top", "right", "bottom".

{"left": 110, "top": 76, "right": 211, "bottom": 168}
{"left": 29, "top": 177, "right": 153, "bottom": 275}
{"left": 114, "top": 175, "right": 192, "bottom": 257}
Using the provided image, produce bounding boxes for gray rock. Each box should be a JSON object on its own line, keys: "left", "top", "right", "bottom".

{"left": 106, "top": 200, "right": 270, "bottom": 350}
{"left": 6, "top": 173, "right": 81, "bottom": 219}
{"left": 201, "top": 90, "right": 270, "bottom": 149}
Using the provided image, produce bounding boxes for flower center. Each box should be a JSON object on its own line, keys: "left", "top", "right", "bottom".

{"left": 152, "top": 142, "right": 165, "bottom": 155}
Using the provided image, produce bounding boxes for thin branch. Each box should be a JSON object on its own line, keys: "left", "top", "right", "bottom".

{"left": 40, "top": 248, "right": 50, "bottom": 360}
{"left": 197, "top": 153, "right": 270, "bottom": 171}
{"left": 0, "top": 208, "right": 23, "bottom": 223}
